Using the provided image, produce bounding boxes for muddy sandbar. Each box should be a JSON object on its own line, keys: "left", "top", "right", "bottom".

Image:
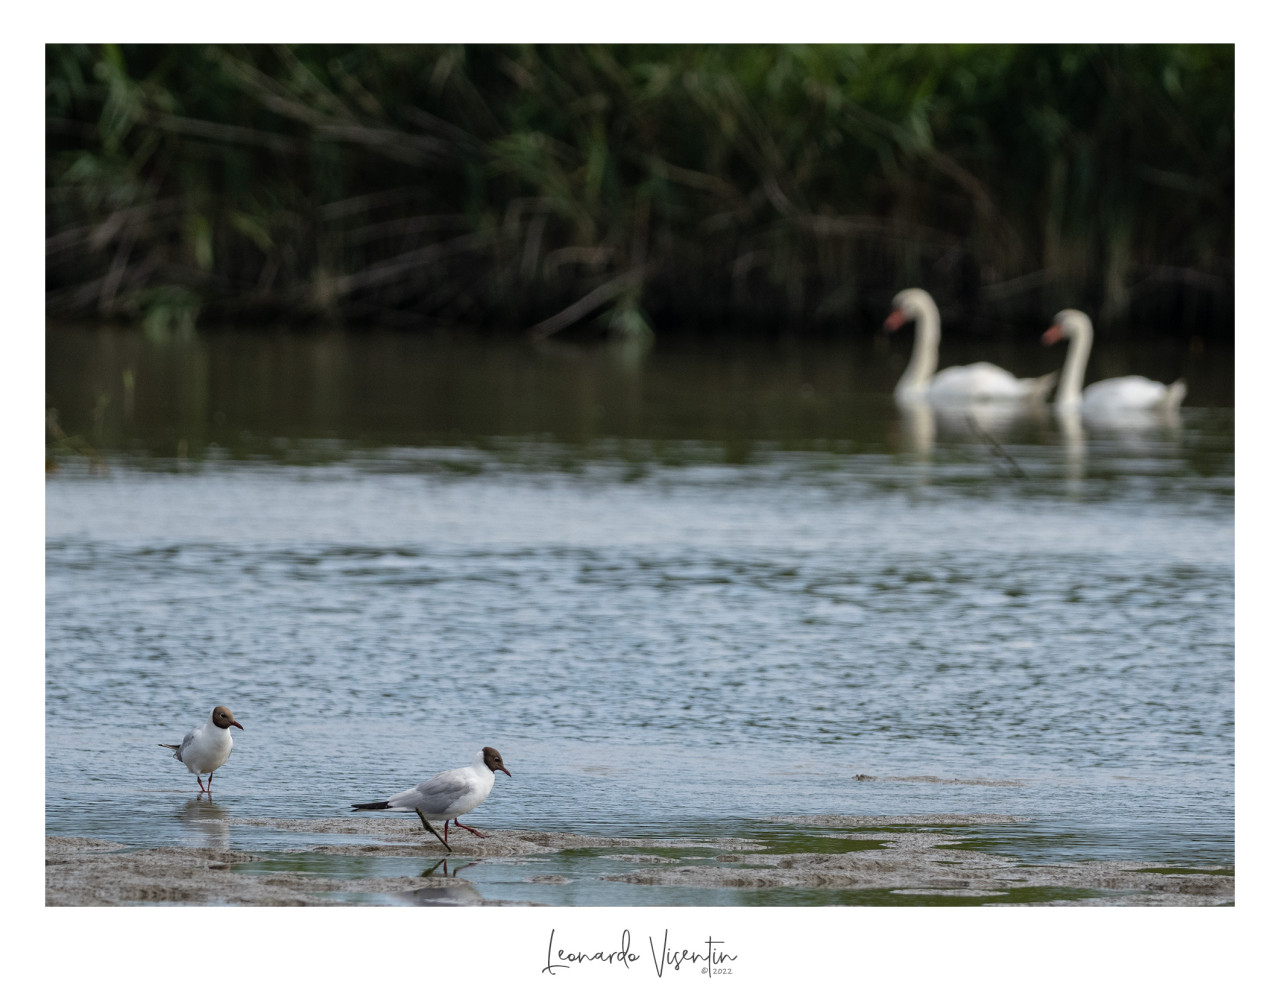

{"left": 47, "top": 813, "right": 1232, "bottom": 906}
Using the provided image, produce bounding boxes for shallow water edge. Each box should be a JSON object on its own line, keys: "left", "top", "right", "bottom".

{"left": 46, "top": 813, "right": 1233, "bottom": 907}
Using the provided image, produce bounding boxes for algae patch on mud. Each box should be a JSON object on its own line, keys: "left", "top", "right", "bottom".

{"left": 47, "top": 813, "right": 1234, "bottom": 906}
{"left": 765, "top": 813, "right": 1028, "bottom": 827}
{"left": 597, "top": 825, "right": 1234, "bottom": 905}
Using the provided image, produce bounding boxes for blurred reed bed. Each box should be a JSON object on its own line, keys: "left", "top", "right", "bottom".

{"left": 46, "top": 44, "right": 1233, "bottom": 340}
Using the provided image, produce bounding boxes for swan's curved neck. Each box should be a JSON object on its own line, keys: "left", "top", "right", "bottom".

{"left": 894, "top": 300, "right": 940, "bottom": 400}
{"left": 1056, "top": 319, "right": 1092, "bottom": 409}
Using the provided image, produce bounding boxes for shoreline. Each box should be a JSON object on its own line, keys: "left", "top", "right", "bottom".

{"left": 46, "top": 814, "right": 1234, "bottom": 907}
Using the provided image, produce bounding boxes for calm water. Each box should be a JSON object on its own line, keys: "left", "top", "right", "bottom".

{"left": 45, "top": 326, "right": 1235, "bottom": 904}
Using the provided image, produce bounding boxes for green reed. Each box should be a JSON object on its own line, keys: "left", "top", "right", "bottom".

{"left": 46, "top": 44, "right": 1233, "bottom": 339}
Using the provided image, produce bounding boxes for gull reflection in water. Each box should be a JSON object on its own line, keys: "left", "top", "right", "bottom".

{"left": 397, "top": 857, "right": 484, "bottom": 905}
{"left": 177, "top": 797, "right": 231, "bottom": 850}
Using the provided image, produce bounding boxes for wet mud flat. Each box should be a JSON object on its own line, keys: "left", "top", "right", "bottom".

{"left": 46, "top": 814, "right": 1233, "bottom": 907}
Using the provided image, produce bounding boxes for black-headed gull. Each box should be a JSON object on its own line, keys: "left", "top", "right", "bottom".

{"left": 352, "top": 747, "right": 511, "bottom": 852}
{"left": 159, "top": 705, "right": 243, "bottom": 794}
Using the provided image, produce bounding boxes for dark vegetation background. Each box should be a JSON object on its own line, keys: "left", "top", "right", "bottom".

{"left": 45, "top": 44, "right": 1233, "bottom": 342}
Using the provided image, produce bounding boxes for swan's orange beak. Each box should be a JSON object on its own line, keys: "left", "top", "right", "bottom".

{"left": 1042, "top": 324, "right": 1063, "bottom": 346}
{"left": 884, "top": 309, "right": 906, "bottom": 332}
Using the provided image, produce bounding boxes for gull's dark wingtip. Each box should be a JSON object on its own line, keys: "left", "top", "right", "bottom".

{"left": 352, "top": 800, "right": 391, "bottom": 811}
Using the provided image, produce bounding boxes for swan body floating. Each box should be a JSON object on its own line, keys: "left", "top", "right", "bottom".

{"left": 1042, "top": 309, "right": 1186, "bottom": 413}
{"left": 886, "top": 288, "right": 1056, "bottom": 407}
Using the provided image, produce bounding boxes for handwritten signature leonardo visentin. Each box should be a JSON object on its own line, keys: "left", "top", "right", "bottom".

{"left": 543, "top": 928, "right": 737, "bottom": 977}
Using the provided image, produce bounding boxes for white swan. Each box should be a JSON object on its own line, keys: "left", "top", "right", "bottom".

{"left": 1042, "top": 309, "right": 1186, "bottom": 413}
{"left": 886, "top": 288, "right": 1057, "bottom": 407}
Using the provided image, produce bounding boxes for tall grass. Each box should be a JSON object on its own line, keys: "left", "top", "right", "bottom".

{"left": 46, "top": 44, "right": 1233, "bottom": 338}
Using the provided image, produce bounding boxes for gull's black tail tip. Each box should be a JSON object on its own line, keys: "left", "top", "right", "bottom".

{"left": 352, "top": 800, "right": 391, "bottom": 811}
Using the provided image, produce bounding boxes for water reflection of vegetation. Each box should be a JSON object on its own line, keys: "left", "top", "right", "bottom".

{"left": 47, "top": 45, "right": 1231, "bottom": 337}
{"left": 45, "top": 325, "right": 1233, "bottom": 469}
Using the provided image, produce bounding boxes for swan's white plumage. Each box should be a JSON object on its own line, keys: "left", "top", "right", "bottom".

{"left": 887, "top": 288, "right": 1055, "bottom": 407}
{"left": 1043, "top": 309, "right": 1185, "bottom": 414}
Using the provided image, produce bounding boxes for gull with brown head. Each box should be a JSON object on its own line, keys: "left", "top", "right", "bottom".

{"left": 352, "top": 747, "right": 511, "bottom": 852}
{"left": 160, "top": 705, "right": 244, "bottom": 795}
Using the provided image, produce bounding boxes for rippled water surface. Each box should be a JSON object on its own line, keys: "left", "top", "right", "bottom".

{"left": 45, "top": 328, "right": 1234, "bottom": 903}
